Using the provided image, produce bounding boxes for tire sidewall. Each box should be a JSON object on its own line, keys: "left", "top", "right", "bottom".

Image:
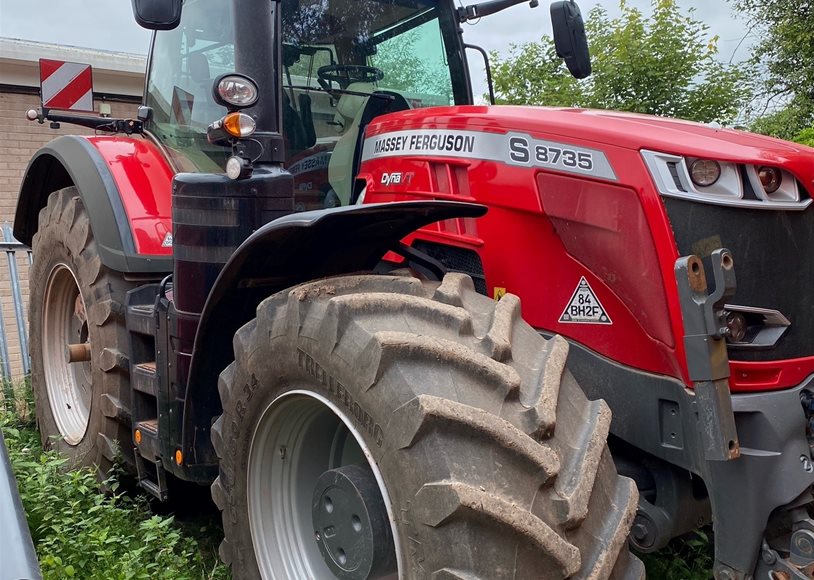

{"left": 30, "top": 197, "right": 104, "bottom": 467}
{"left": 218, "top": 330, "right": 417, "bottom": 579}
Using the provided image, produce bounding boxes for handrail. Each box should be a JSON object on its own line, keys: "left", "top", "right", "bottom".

{"left": 0, "top": 430, "right": 41, "bottom": 580}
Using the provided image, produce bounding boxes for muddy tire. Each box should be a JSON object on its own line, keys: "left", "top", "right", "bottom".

{"left": 29, "top": 187, "right": 137, "bottom": 479}
{"left": 211, "top": 273, "right": 642, "bottom": 579}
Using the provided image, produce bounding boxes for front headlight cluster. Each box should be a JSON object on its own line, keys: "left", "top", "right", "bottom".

{"left": 641, "top": 150, "right": 810, "bottom": 210}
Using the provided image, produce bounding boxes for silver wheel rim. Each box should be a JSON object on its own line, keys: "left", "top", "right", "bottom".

{"left": 248, "top": 390, "right": 401, "bottom": 579}
{"left": 42, "top": 263, "right": 92, "bottom": 445}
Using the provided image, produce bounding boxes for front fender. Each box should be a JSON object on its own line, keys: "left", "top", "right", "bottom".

{"left": 181, "top": 200, "right": 487, "bottom": 466}
{"left": 14, "top": 135, "right": 173, "bottom": 274}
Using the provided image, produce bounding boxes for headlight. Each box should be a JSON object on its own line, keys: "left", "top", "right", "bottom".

{"left": 757, "top": 166, "right": 782, "bottom": 194}
{"left": 747, "top": 165, "right": 799, "bottom": 203}
{"left": 689, "top": 159, "right": 721, "bottom": 187}
{"left": 213, "top": 73, "right": 259, "bottom": 109}
{"left": 641, "top": 150, "right": 809, "bottom": 210}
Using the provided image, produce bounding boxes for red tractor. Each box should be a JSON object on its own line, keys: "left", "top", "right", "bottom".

{"left": 12, "top": 0, "right": 814, "bottom": 578}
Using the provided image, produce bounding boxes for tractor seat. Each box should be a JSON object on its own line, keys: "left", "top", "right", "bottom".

{"left": 188, "top": 52, "right": 211, "bottom": 92}
{"left": 333, "top": 82, "right": 374, "bottom": 131}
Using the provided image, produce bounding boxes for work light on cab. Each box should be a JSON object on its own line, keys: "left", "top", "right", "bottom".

{"left": 213, "top": 73, "right": 259, "bottom": 110}
{"left": 758, "top": 166, "right": 782, "bottom": 194}
{"left": 225, "top": 155, "right": 252, "bottom": 180}
{"left": 689, "top": 158, "right": 721, "bottom": 187}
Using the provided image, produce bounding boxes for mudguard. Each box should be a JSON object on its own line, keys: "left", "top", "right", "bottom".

{"left": 14, "top": 135, "right": 174, "bottom": 274}
{"left": 181, "top": 200, "right": 487, "bottom": 466}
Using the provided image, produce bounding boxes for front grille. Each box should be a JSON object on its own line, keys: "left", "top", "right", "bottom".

{"left": 665, "top": 197, "right": 814, "bottom": 361}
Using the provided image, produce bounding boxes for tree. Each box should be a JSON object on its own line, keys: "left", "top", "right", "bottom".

{"left": 370, "top": 23, "right": 453, "bottom": 103}
{"left": 733, "top": 0, "right": 814, "bottom": 140}
{"left": 748, "top": 96, "right": 814, "bottom": 141}
{"left": 491, "top": 0, "right": 751, "bottom": 124}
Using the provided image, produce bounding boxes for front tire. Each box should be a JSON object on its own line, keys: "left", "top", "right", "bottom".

{"left": 29, "top": 187, "right": 137, "bottom": 479}
{"left": 212, "top": 273, "right": 642, "bottom": 578}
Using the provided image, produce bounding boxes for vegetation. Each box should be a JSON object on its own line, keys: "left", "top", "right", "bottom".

{"left": 733, "top": 0, "right": 814, "bottom": 140}
{"left": 490, "top": 0, "right": 751, "bottom": 124}
{"left": 0, "top": 381, "right": 228, "bottom": 580}
{"left": 3, "top": 375, "right": 715, "bottom": 578}
{"left": 639, "top": 529, "right": 715, "bottom": 580}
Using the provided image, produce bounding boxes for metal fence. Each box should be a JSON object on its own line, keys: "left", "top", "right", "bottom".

{"left": 0, "top": 228, "right": 39, "bottom": 578}
{"left": 0, "top": 224, "right": 31, "bottom": 380}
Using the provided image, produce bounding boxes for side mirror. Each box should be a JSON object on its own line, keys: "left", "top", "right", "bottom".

{"left": 551, "top": 1, "right": 591, "bottom": 79}
{"left": 131, "top": 0, "right": 182, "bottom": 30}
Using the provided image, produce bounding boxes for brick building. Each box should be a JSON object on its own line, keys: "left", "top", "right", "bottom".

{"left": 0, "top": 38, "right": 146, "bottom": 379}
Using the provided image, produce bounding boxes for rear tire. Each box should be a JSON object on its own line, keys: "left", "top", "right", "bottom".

{"left": 29, "top": 187, "right": 137, "bottom": 480}
{"left": 211, "top": 273, "right": 641, "bottom": 579}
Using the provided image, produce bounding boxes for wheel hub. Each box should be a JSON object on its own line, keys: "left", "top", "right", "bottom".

{"left": 312, "top": 464, "right": 396, "bottom": 579}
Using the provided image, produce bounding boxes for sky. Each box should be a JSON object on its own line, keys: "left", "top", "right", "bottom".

{"left": 0, "top": 0, "right": 754, "bottom": 98}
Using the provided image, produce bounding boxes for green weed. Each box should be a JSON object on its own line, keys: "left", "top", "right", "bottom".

{"left": 0, "top": 383, "right": 229, "bottom": 580}
{"left": 640, "top": 529, "right": 715, "bottom": 579}
{"left": 3, "top": 375, "right": 716, "bottom": 579}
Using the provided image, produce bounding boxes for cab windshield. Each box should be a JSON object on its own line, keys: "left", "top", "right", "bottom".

{"left": 145, "top": 0, "right": 467, "bottom": 182}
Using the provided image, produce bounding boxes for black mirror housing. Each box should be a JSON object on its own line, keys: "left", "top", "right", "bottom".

{"left": 551, "top": 1, "right": 592, "bottom": 79}
{"left": 131, "top": 0, "right": 182, "bottom": 30}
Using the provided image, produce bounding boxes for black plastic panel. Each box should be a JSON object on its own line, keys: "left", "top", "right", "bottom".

{"left": 664, "top": 197, "right": 814, "bottom": 361}
{"left": 412, "top": 240, "right": 487, "bottom": 296}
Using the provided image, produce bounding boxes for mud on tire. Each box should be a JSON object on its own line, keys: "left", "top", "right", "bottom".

{"left": 211, "top": 273, "right": 642, "bottom": 578}
{"left": 29, "top": 187, "right": 137, "bottom": 479}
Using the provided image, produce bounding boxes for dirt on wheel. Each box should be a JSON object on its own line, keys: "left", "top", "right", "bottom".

{"left": 211, "top": 272, "right": 642, "bottom": 579}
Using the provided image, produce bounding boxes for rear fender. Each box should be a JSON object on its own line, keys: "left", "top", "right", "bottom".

{"left": 181, "top": 200, "right": 487, "bottom": 466}
{"left": 13, "top": 135, "right": 173, "bottom": 273}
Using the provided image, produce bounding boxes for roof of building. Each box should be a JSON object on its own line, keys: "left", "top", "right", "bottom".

{"left": 0, "top": 37, "right": 146, "bottom": 96}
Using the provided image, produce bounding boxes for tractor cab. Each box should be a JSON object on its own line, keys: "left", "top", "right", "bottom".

{"left": 142, "top": 0, "right": 471, "bottom": 208}
{"left": 139, "top": 0, "right": 588, "bottom": 209}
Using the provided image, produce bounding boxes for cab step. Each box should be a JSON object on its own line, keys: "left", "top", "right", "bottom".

{"left": 134, "top": 418, "right": 160, "bottom": 460}
{"left": 132, "top": 361, "right": 158, "bottom": 396}
{"left": 126, "top": 303, "right": 157, "bottom": 337}
{"left": 134, "top": 448, "right": 169, "bottom": 501}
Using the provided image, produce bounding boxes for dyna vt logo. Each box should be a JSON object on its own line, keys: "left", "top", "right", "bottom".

{"left": 381, "top": 172, "right": 414, "bottom": 186}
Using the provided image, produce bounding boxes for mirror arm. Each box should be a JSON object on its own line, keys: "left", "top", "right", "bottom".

{"left": 464, "top": 44, "right": 496, "bottom": 105}
{"left": 27, "top": 108, "right": 142, "bottom": 135}
{"left": 457, "top": 0, "right": 538, "bottom": 23}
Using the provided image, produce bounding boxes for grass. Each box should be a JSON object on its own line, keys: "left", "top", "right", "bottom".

{"left": 640, "top": 529, "right": 715, "bottom": 579}
{"left": 0, "top": 379, "right": 229, "bottom": 580}
{"left": 1, "top": 377, "right": 715, "bottom": 579}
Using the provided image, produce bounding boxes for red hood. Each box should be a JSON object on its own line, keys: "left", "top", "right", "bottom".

{"left": 370, "top": 105, "right": 814, "bottom": 169}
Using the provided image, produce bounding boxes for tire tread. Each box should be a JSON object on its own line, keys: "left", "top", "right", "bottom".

{"left": 211, "top": 274, "right": 640, "bottom": 579}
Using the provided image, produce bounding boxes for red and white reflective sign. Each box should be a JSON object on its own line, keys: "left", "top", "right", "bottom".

{"left": 38, "top": 59, "right": 94, "bottom": 112}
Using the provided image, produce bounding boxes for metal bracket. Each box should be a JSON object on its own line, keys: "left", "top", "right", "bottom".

{"left": 30, "top": 107, "right": 143, "bottom": 134}
{"left": 675, "top": 249, "right": 737, "bottom": 381}
{"left": 675, "top": 249, "right": 740, "bottom": 462}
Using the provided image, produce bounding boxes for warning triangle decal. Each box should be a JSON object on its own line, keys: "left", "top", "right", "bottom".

{"left": 559, "top": 277, "right": 612, "bottom": 325}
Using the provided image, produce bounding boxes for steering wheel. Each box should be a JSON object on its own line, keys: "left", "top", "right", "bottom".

{"left": 317, "top": 65, "right": 384, "bottom": 92}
